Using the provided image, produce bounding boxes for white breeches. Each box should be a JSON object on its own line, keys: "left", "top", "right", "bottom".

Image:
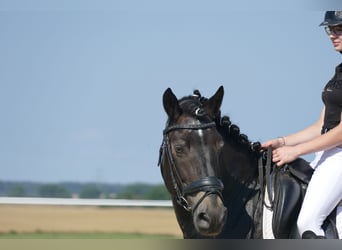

{"left": 297, "top": 147, "right": 342, "bottom": 237}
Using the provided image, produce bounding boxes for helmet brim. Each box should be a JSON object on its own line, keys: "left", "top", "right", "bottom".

{"left": 319, "top": 20, "right": 342, "bottom": 26}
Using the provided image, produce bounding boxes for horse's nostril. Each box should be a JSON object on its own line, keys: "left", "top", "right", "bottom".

{"left": 198, "top": 212, "right": 210, "bottom": 224}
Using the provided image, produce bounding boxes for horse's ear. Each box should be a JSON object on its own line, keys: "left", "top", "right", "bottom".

{"left": 202, "top": 86, "right": 224, "bottom": 119}
{"left": 163, "top": 88, "right": 182, "bottom": 120}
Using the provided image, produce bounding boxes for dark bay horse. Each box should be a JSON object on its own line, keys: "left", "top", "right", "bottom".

{"left": 159, "top": 86, "right": 341, "bottom": 239}
{"left": 159, "top": 86, "right": 263, "bottom": 238}
{"left": 159, "top": 86, "right": 227, "bottom": 238}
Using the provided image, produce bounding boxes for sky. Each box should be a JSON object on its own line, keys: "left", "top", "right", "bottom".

{"left": 0, "top": 1, "right": 341, "bottom": 184}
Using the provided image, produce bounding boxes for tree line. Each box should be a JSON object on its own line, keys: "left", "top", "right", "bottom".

{"left": 0, "top": 181, "right": 171, "bottom": 200}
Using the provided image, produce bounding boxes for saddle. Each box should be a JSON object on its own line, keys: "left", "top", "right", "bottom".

{"left": 261, "top": 152, "right": 339, "bottom": 239}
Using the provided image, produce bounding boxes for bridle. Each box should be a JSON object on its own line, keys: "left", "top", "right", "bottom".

{"left": 158, "top": 120, "right": 224, "bottom": 213}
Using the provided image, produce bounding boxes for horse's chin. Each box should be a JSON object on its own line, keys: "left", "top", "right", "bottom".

{"left": 194, "top": 221, "right": 224, "bottom": 237}
{"left": 196, "top": 227, "right": 223, "bottom": 237}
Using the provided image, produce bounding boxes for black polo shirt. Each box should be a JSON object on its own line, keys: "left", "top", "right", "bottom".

{"left": 322, "top": 63, "right": 342, "bottom": 132}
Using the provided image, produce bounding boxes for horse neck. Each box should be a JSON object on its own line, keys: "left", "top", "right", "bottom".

{"left": 220, "top": 138, "right": 258, "bottom": 189}
{"left": 219, "top": 139, "right": 263, "bottom": 239}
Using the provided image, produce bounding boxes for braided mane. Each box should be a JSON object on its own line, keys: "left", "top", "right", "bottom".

{"left": 184, "top": 89, "right": 261, "bottom": 157}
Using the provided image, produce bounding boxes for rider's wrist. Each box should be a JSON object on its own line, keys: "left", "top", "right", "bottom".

{"left": 278, "top": 137, "right": 286, "bottom": 147}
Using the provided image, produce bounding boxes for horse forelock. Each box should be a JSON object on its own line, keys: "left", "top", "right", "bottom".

{"left": 177, "top": 95, "right": 212, "bottom": 123}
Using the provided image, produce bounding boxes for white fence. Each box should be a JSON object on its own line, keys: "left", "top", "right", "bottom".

{"left": 0, "top": 197, "right": 173, "bottom": 207}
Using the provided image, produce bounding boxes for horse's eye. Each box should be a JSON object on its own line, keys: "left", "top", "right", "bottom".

{"left": 174, "top": 145, "right": 184, "bottom": 155}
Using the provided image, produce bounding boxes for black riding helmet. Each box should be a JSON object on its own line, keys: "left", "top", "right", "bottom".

{"left": 320, "top": 11, "right": 342, "bottom": 26}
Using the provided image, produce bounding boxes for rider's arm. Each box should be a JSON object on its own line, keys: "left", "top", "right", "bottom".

{"left": 294, "top": 111, "right": 342, "bottom": 156}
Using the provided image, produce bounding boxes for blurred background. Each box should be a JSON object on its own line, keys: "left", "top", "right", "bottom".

{"left": 0, "top": 0, "right": 340, "bottom": 238}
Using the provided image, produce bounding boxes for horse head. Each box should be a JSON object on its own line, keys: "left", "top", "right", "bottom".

{"left": 159, "top": 86, "right": 227, "bottom": 237}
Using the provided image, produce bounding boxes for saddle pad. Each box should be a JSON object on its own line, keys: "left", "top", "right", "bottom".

{"left": 262, "top": 188, "right": 275, "bottom": 239}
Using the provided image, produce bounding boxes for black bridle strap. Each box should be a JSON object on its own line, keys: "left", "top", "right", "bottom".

{"left": 163, "top": 121, "right": 216, "bottom": 135}
{"left": 183, "top": 177, "right": 224, "bottom": 213}
{"left": 183, "top": 176, "right": 224, "bottom": 195}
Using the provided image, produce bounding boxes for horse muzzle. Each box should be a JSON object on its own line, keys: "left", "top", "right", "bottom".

{"left": 182, "top": 176, "right": 227, "bottom": 237}
{"left": 191, "top": 191, "right": 227, "bottom": 236}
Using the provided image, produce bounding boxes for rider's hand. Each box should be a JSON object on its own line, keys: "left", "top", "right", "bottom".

{"left": 261, "top": 137, "right": 285, "bottom": 150}
{"left": 272, "top": 146, "right": 300, "bottom": 167}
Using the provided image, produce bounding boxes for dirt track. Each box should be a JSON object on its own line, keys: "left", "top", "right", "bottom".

{"left": 0, "top": 205, "right": 182, "bottom": 237}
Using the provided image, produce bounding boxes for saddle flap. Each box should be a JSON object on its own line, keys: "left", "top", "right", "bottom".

{"left": 286, "top": 158, "right": 314, "bottom": 184}
{"left": 272, "top": 169, "right": 303, "bottom": 238}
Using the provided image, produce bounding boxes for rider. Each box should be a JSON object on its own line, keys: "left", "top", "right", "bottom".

{"left": 262, "top": 11, "right": 342, "bottom": 239}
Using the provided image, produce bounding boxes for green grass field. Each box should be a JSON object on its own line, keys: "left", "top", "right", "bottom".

{"left": 0, "top": 232, "right": 179, "bottom": 239}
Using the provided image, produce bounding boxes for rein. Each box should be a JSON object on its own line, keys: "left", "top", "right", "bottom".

{"left": 159, "top": 121, "right": 224, "bottom": 213}
{"left": 258, "top": 147, "right": 274, "bottom": 209}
